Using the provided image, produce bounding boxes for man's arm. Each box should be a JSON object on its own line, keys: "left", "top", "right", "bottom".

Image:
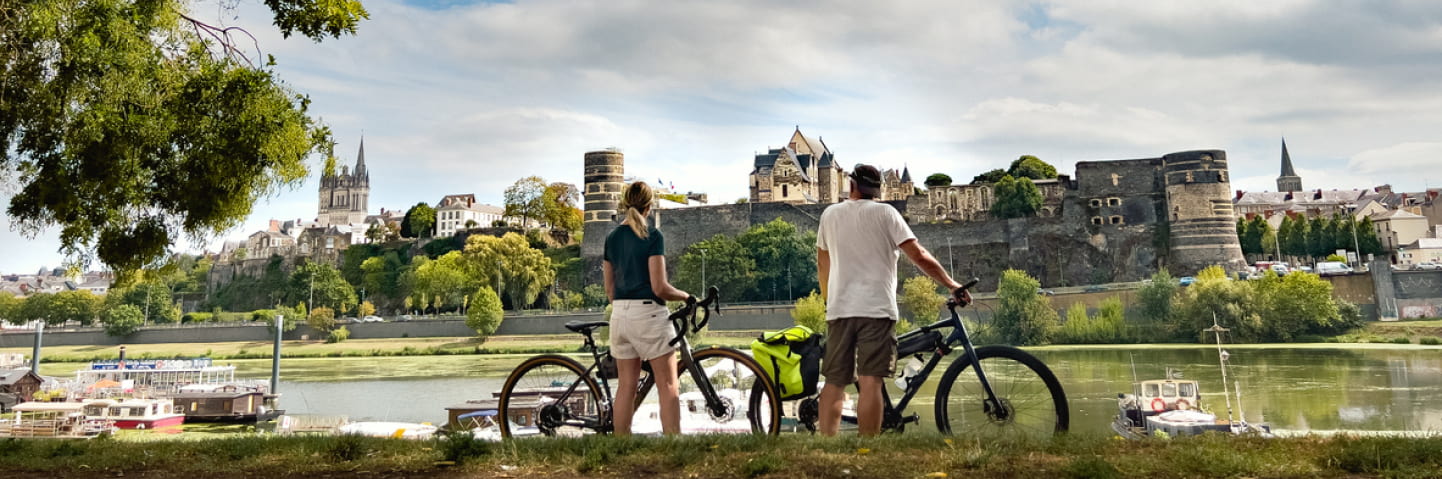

{"left": 817, "top": 248, "right": 830, "bottom": 298}
{"left": 899, "top": 239, "right": 962, "bottom": 293}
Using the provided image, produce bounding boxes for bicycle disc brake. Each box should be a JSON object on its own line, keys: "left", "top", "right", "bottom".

{"left": 707, "top": 396, "right": 736, "bottom": 423}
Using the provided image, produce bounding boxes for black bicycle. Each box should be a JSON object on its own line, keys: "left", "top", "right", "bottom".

{"left": 497, "top": 287, "right": 782, "bottom": 437}
{"left": 796, "top": 279, "right": 1069, "bottom": 437}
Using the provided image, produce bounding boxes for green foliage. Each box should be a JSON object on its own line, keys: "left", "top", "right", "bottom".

{"left": 1237, "top": 216, "right": 1273, "bottom": 256}
{"left": 503, "top": 176, "right": 548, "bottom": 231}
{"left": 1173, "top": 267, "right": 1262, "bottom": 342}
{"left": 990, "top": 175, "right": 1043, "bottom": 219}
{"left": 971, "top": 168, "right": 1008, "bottom": 184}
{"left": 898, "top": 276, "right": 944, "bottom": 324}
{"left": 1356, "top": 217, "right": 1384, "bottom": 256}
{"left": 409, "top": 252, "right": 475, "bottom": 314}
{"left": 463, "top": 232, "right": 555, "bottom": 310}
{"left": 541, "top": 182, "right": 583, "bottom": 232}
{"left": 49, "top": 290, "right": 103, "bottom": 325}
{"left": 307, "top": 306, "right": 337, "bottom": 332}
{"left": 791, "top": 291, "right": 827, "bottom": 335}
{"left": 1055, "top": 297, "right": 1131, "bottom": 344}
{"left": 675, "top": 235, "right": 757, "bottom": 302}
{"left": 1007, "top": 155, "right": 1058, "bottom": 180}
{"left": 582, "top": 284, "right": 608, "bottom": 308}
{"left": 108, "top": 281, "right": 181, "bottom": 324}
{"left": 0, "top": 292, "right": 21, "bottom": 324}
{"left": 326, "top": 326, "right": 350, "bottom": 344}
{"left": 358, "top": 301, "right": 376, "bottom": 317}
{"left": 466, "top": 286, "right": 504, "bottom": 339}
{"left": 1252, "top": 272, "right": 1343, "bottom": 341}
{"left": 1325, "top": 254, "right": 1347, "bottom": 263}
{"left": 0, "top": 0, "right": 362, "bottom": 277}
{"left": 1137, "top": 269, "right": 1177, "bottom": 325}
{"left": 289, "top": 261, "right": 357, "bottom": 311}
{"left": 1421, "top": 337, "right": 1441, "bottom": 346}
{"left": 181, "top": 312, "right": 214, "bottom": 323}
{"left": 993, "top": 269, "right": 1058, "bottom": 345}
{"left": 102, "top": 305, "right": 144, "bottom": 337}
{"left": 924, "top": 173, "right": 952, "bottom": 187}
{"left": 736, "top": 217, "right": 818, "bottom": 301}
{"left": 401, "top": 203, "right": 436, "bottom": 238}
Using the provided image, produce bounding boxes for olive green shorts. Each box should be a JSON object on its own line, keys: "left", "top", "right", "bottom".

{"left": 821, "top": 317, "right": 897, "bottom": 385}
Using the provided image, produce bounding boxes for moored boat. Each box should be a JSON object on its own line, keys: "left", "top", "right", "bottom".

{"left": 82, "top": 398, "right": 185, "bottom": 430}
{"left": 1, "top": 402, "right": 116, "bottom": 438}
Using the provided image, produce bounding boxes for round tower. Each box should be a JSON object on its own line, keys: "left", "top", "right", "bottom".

{"left": 582, "top": 149, "right": 625, "bottom": 258}
{"left": 1161, "top": 150, "right": 1248, "bottom": 275}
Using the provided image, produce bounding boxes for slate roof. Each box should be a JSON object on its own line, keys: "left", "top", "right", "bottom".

{"left": 0, "top": 369, "right": 40, "bottom": 386}
{"left": 1280, "top": 139, "right": 1298, "bottom": 177}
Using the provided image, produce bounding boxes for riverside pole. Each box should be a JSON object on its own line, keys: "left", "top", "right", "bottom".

{"left": 30, "top": 321, "right": 43, "bottom": 372}
{"left": 271, "top": 315, "right": 283, "bottom": 394}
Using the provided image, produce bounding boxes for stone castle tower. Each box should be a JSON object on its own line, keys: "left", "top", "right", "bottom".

{"left": 582, "top": 149, "right": 625, "bottom": 258}
{"left": 1162, "top": 150, "right": 1248, "bottom": 273}
{"left": 1276, "top": 138, "right": 1302, "bottom": 192}
{"left": 318, "top": 139, "right": 370, "bottom": 227}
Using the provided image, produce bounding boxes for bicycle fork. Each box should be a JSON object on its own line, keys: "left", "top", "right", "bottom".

{"left": 956, "top": 339, "right": 1009, "bottom": 422}
{"left": 677, "top": 347, "right": 730, "bottom": 418}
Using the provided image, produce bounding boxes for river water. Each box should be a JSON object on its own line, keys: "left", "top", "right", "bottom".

{"left": 228, "top": 346, "right": 1442, "bottom": 435}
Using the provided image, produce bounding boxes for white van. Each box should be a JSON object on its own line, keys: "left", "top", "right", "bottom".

{"left": 1317, "top": 261, "right": 1353, "bottom": 277}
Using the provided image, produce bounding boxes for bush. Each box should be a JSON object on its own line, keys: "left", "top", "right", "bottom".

{"left": 1391, "top": 337, "right": 1412, "bottom": 345}
{"left": 791, "top": 291, "right": 827, "bottom": 335}
{"left": 1055, "top": 297, "right": 1132, "bottom": 344}
{"left": 181, "top": 312, "right": 213, "bottom": 324}
{"left": 899, "top": 276, "right": 945, "bottom": 325}
{"left": 1420, "top": 337, "right": 1441, "bottom": 346}
{"left": 466, "top": 286, "right": 504, "bottom": 339}
{"left": 102, "top": 305, "right": 145, "bottom": 337}
{"left": 326, "top": 326, "right": 350, "bottom": 344}
{"left": 308, "top": 307, "right": 338, "bottom": 332}
{"left": 1137, "top": 269, "right": 1177, "bottom": 324}
{"left": 993, "top": 269, "right": 1058, "bottom": 345}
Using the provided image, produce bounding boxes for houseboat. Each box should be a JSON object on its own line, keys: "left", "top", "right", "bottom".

{"left": 76, "top": 358, "right": 237, "bottom": 397}
{"left": 82, "top": 398, "right": 185, "bottom": 430}
{"left": 172, "top": 383, "right": 280, "bottom": 423}
{"left": 0, "top": 402, "right": 115, "bottom": 438}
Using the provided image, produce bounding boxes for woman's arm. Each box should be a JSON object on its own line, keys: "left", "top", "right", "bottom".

{"left": 648, "top": 256, "right": 691, "bottom": 302}
{"left": 602, "top": 260, "right": 616, "bottom": 302}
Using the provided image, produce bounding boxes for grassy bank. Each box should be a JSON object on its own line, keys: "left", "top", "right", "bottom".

{"left": 0, "top": 433, "right": 1440, "bottom": 478}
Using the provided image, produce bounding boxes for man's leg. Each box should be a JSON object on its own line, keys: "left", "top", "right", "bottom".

{"left": 818, "top": 381, "right": 848, "bottom": 436}
{"left": 855, "top": 375, "right": 884, "bottom": 436}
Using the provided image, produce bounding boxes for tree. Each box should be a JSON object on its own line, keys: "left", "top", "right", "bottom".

{"left": 992, "top": 269, "right": 1058, "bottom": 345}
{"left": 102, "top": 305, "right": 145, "bottom": 337}
{"left": 358, "top": 301, "right": 376, "bottom": 317}
{"left": 0, "top": 0, "right": 367, "bottom": 278}
{"left": 674, "top": 235, "right": 757, "bottom": 302}
{"left": 791, "top": 291, "right": 827, "bottom": 335}
{"left": 736, "top": 218, "right": 818, "bottom": 302}
{"left": 1252, "top": 271, "right": 1342, "bottom": 341}
{"left": 1172, "top": 266, "right": 1264, "bottom": 342}
{"left": 401, "top": 202, "right": 436, "bottom": 238}
{"left": 17, "top": 293, "right": 56, "bottom": 325}
{"left": 1007, "top": 155, "right": 1058, "bottom": 180}
{"left": 1357, "top": 217, "right": 1384, "bottom": 257}
{"left": 542, "top": 182, "right": 583, "bottom": 232}
{"left": 288, "top": 261, "right": 357, "bottom": 311}
{"left": 971, "top": 168, "right": 1008, "bottom": 184}
{"left": 1137, "top": 269, "right": 1178, "bottom": 325}
{"left": 365, "top": 223, "right": 384, "bottom": 243}
{"left": 1280, "top": 216, "right": 1309, "bottom": 259}
{"left": 990, "top": 175, "right": 1042, "bottom": 219}
{"left": 899, "top": 276, "right": 945, "bottom": 324}
{"left": 503, "top": 176, "right": 548, "bottom": 231}
{"left": 108, "top": 281, "right": 181, "bottom": 324}
{"left": 1307, "top": 216, "right": 1335, "bottom": 258}
{"left": 307, "top": 306, "right": 337, "bottom": 332}
{"left": 411, "top": 251, "right": 475, "bottom": 313}
{"left": 0, "top": 292, "right": 20, "bottom": 325}
{"left": 466, "top": 286, "right": 504, "bottom": 340}
{"left": 50, "top": 290, "right": 103, "bottom": 326}
{"left": 924, "top": 173, "right": 953, "bottom": 187}
{"left": 463, "top": 232, "right": 555, "bottom": 310}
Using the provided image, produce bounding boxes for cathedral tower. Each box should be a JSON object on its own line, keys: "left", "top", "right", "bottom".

{"left": 1276, "top": 138, "right": 1303, "bottom": 192}
{"left": 317, "top": 139, "right": 370, "bottom": 227}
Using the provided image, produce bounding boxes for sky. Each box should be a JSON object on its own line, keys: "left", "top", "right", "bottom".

{"left": 4, "top": 0, "right": 1442, "bottom": 273}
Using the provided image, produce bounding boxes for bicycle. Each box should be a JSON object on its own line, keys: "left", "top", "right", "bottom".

{"left": 794, "top": 279, "right": 1069, "bottom": 437}
{"left": 497, "top": 287, "right": 782, "bottom": 437}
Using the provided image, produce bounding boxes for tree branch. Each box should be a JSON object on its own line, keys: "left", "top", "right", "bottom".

{"left": 176, "top": 12, "right": 262, "bottom": 66}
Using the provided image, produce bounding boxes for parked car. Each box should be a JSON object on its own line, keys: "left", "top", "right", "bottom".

{"left": 1083, "top": 285, "right": 1107, "bottom": 293}
{"left": 1416, "top": 262, "right": 1442, "bottom": 271}
{"left": 339, "top": 317, "right": 358, "bottom": 324}
{"left": 397, "top": 315, "right": 414, "bottom": 321}
{"left": 1317, "top": 261, "right": 1354, "bottom": 276}
{"left": 1178, "top": 276, "right": 1196, "bottom": 286}
{"left": 361, "top": 315, "right": 385, "bottom": 323}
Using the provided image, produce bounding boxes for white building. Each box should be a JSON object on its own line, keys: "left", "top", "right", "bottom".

{"left": 435, "top": 194, "right": 508, "bottom": 237}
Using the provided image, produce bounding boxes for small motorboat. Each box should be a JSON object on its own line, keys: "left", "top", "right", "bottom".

{"left": 1113, "top": 319, "right": 1271, "bottom": 439}
{"left": 337, "top": 421, "right": 439, "bottom": 440}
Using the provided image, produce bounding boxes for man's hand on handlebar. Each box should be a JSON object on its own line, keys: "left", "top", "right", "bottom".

{"left": 947, "top": 278, "right": 980, "bottom": 308}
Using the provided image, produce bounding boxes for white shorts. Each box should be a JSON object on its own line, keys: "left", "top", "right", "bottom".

{"left": 609, "top": 299, "right": 677, "bottom": 361}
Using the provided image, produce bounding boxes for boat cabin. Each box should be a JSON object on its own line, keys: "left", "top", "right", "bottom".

{"left": 1117, "top": 379, "right": 1201, "bottom": 430}
{"left": 1, "top": 402, "right": 114, "bottom": 438}
{"left": 172, "top": 390, "right": 271, "bottom": 422}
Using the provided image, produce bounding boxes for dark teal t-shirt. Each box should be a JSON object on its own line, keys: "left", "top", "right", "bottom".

{"left": 604, "top": 225, "right": 666, "bottom": 301}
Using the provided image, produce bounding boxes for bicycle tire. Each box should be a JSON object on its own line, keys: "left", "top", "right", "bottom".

{"left": 677, "top": 347, "right": 782, "bottom": 436}
{"left": 498, "top": 354, "right": 605, "bottom": 438}
{"left": 933, "top": 345, "right": 1069, "bottom": 438}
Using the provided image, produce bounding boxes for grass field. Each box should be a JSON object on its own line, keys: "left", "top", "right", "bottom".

{"left": 0, "top": 432, "right": 1438, "bottom": 478}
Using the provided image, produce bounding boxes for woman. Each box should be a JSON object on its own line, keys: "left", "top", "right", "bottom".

{"left": 603, "top": 180, "right": 693, "bottom": 436}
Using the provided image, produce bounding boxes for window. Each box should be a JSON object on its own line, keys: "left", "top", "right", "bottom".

{"left": 325, "top": 237, "right": 335, "bottom": 249}
{"left": 1110, "top": 216, "right": 1124, "bottom": 225}
{"left": 782, "top": 184, "right": 789, "bottom": 197}
{"left": 1091, "top": 216, "right": 1103, "bottom": 225}
{"left": 1107, "top": 197, "right": 1120, "bottom": 206}
{"left": 1089, "top": 199, "right": 1102, "bottom": 207}
{"left": 1179, "top": 383, "right": 1196, "bottom": 398}
{"left": 1162, "top": 383, "right": 1177, "bottom": 398}
{"left": 1145, "top": 384, "right": 1160, "bottom": 397}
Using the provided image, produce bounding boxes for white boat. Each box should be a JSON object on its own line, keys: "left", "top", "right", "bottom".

{"left": 337, "top": 421, "right": 439, "bottom": 440}
{"left": 1113, "top": 319, "right": 1271, "bottom": 439}
{"left": 1, "top": 402, "right": 116, "bottom": 438}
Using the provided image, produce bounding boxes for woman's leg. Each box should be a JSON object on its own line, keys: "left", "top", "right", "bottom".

{"left": 611, "top": 357, "right": 642, "bottom": 436}
{"left": 647, "top": 351, "right": 680, "bottom": 435}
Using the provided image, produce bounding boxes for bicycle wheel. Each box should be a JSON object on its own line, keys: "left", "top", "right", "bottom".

{"left": 674, "top": 347, "right": 781, "bottom": 436}
{"left": 498, "top": 354, "right": 605, "bottom": 438}
{"left": 934, "top": 345, "right": 1068, "bottom": 438}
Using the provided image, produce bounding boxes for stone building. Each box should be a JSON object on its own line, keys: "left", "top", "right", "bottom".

{"left": 318, "top": 140, "right": 370, "bottom": 227}
{"left": 920, "top": 178, "right": 1067, "bottom": 222}
{"left": 749, "top": 128, "right": 845, "bottom": 204}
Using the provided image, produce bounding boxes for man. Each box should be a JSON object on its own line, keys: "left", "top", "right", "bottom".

{"left": 815, "top": 164, "right": 969, "bottom": 436}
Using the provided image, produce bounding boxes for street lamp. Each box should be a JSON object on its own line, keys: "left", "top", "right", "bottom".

{"left": 946, "top": 236, "right": 954, "bottom": 279}
{"left": 698, "top": 248, "right": 708, "bottom": 294}
{"left": 1350, "top": 217, "right": 1362, "bottom": 268}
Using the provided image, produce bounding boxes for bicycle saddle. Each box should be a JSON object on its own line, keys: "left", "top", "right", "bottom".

{"left": 565, "top": 320, "right": 609, "bottom": 334}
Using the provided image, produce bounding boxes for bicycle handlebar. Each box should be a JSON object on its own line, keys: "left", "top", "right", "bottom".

{"left": 945, "top": 278, "right": 980, "bottom": 309}
{"left": 668, "top": 286, "right": 721, "bottom": 346}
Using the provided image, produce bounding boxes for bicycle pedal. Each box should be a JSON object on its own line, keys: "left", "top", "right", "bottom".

{"left": 903, "top": 413, "right": 920, "bottom": 424}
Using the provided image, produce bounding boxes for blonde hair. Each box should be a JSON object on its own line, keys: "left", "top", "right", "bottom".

{"left": 621, "top": 181, "right": 654, "bottom": 239}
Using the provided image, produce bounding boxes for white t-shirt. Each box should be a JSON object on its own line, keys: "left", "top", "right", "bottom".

{"left": 815, "top": 199, "right": 916, "bottom": 321}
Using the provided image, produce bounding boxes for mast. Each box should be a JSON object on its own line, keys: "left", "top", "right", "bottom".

{"left": 1205, "top": 314, "right": 1234, "bottom": 426}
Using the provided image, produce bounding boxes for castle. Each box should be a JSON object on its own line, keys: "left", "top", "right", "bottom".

{"left": 582, "top": 135, "right": 1248, "bottom": 288}
{"left": 748, "top": 128, "right": 914, "bottom": 203}
{"left": 318, "top": 139, "right": 370, "bottom": 227}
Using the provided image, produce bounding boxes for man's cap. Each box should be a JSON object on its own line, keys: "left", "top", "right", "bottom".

{"left": 849, "top": 164, "right": 883, "bottom": 188}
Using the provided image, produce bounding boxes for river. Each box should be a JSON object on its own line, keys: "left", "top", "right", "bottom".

{"left": 216, "top": 345, "right": 1441, "bottom": 435}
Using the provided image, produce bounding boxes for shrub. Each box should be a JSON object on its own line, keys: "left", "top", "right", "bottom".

{"left": 1055, "top": 297, "right": 1131, "bottom": 344}
{"left": 1391, "top": 337, "right": 1412, "bottom": 345}
{"left": 1420, "top": 337, "right": 1441, "bottom": 346}
{"left": 1137, "top": 268, "right": 1177, "bottom": 324}
{"left": 899, "top": 276, "right": 945, "bottom": 325}
{"left": 466, "top": 286, "right": 504, "bottom": 339}
{"left": 181, "top": 312, "right": 213, "bottom": 324}
{"left": 326, "top": 326, "right": 350, "bottom": 344}
{"left": 993, "top": 269, "right": 1058, "bottom": 345}
{"left": 102, "top": 305, "right": 145, "bottom": 337}
{"left": 791, "top": 291, "right": 827, "bottom": 335}
{"left": 308, "top": 307, "right": 338, "bottom": 332}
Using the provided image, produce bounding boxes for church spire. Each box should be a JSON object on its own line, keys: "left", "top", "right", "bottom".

{"left": 1277, "top": 137, "right": 1302, "bottom": 192}
{"left": 354, "top": 137, "right": 368, "bottom": 179}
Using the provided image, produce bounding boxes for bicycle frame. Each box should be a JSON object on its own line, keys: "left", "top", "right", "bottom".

{"left": 879, "top": 281, "right": 1007, "bottom": 430}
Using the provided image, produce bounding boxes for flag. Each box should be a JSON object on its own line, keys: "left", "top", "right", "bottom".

{"left": 669, "top": 181, "right": 675, "bottom": 191}
{"left": 658, "top": 177, "right": 665, "bottom": 186}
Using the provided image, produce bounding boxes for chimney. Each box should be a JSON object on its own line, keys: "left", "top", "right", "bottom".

{"left": 268, "top": 219, "right": 280, "bottom": 232}
{"left": 1235, "top": 190, "right": 1243, "bottom": 200}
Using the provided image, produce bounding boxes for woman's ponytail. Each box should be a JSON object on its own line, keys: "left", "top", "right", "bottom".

{"left": 621, "top": 181, "right": 653, "bottom": 239}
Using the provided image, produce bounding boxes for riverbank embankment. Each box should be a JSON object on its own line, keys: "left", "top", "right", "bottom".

{"left": 0, "top": 433, "right": 1438, "bottom": 478}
